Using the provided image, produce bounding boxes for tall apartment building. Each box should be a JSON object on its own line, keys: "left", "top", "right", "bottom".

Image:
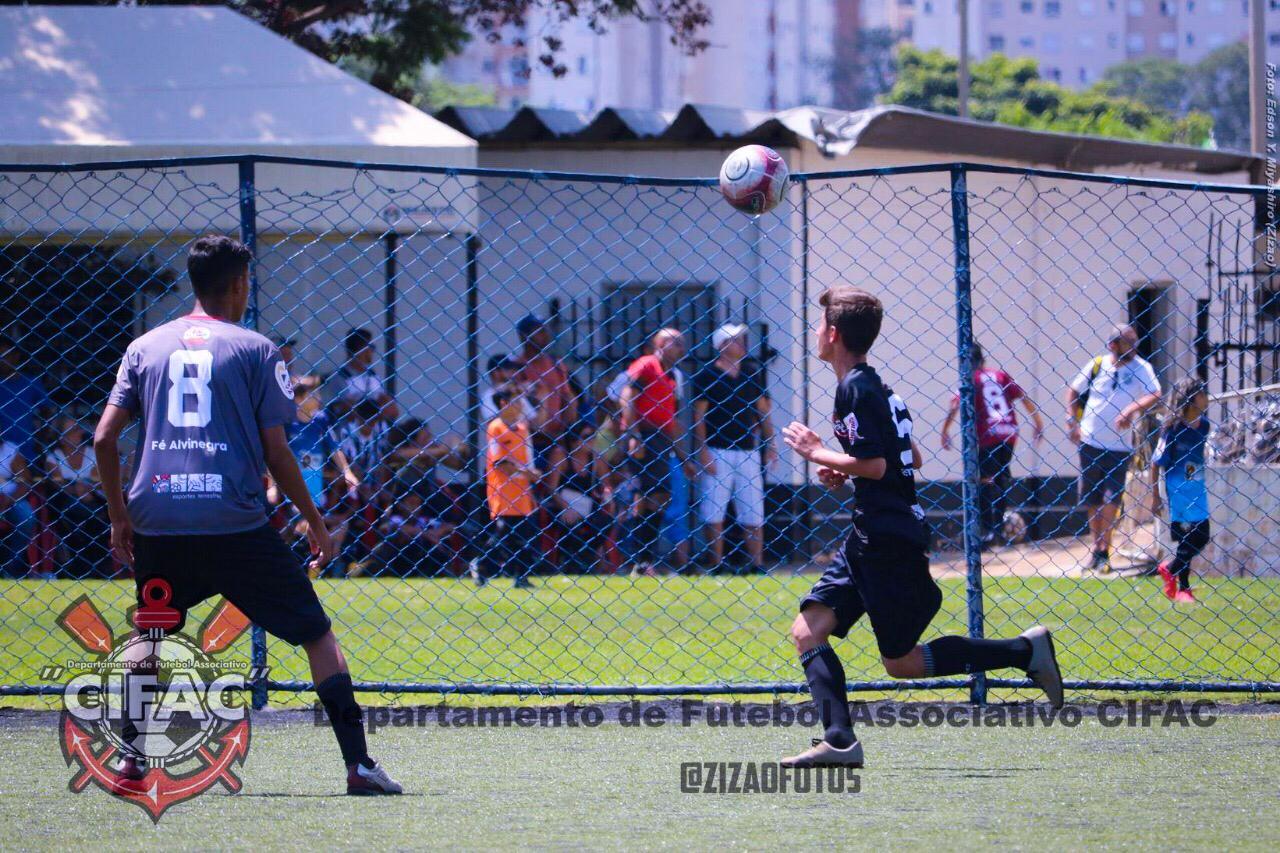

{"left": 440, "top": 0, "right": 841, "bottom": 111}
{"left": 913, "top": 0, "right": 1271, "bottom": 88}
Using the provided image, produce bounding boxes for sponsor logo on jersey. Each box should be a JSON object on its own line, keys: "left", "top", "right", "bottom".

{"left": 182, "top": 326, "right": 212, "bottom": 345}
{"left": 151, "top": 439, "right": 229, "bottom": 454}
{"left": 154, "top": 473, "right": 223, "bottom": 497}
{"left": 833, "top": 412, "right": 861, "bottom": 441}
{"left": 275, "top": 360, "right": 293, "bottom": 399}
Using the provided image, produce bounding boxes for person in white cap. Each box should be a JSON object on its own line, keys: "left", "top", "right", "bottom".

{"left": 692, "top": 323, "right": 776, "bottom": 574}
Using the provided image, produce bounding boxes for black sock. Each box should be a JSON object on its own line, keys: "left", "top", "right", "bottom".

{"left": 316, "top": 672, "right": 370, "bottom": 768}
{"left": 921, "top": 635, "right": 1032, "bottom": 676}
{"left": 800, "top": 644, "right": 855, "bottom": 749}
{"left": 1176, "top": 564, "right": 1192, "bottom": 590}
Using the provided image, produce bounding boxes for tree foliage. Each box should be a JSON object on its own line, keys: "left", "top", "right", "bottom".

{"left": 25, "top": 1, "right": 711, "bottom": 102}
{"left": 1101, "top": 42, "right": 1248, "bottom": 150}
{"left": 886, "top": 47, "right": 1214, "bottom": 146}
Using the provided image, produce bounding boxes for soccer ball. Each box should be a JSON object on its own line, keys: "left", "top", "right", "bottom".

{"left": 718, "top": 145, "right": 789, "bottom": 215}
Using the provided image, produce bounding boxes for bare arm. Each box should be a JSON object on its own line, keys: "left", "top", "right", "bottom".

{"left": 1117, "top": 392, "right": 1162, "bottom": 429}
{"left": 693, "top": 400, "right": 710, "bottom": 468}
{"left": 261, "top": 425, "right": 332, "bottom": 571}
{"left": 1020, "top": 395, "right": 1046, "bottom": 444}
{"left": 619, "top": 385, "right": 637, "bottom": 435}
{"left": 756, "top": 396, "right": 777, "bottom": 466}
{"left": 93, "top": 404, "right": 134, "bottom": 565}
{"left": 332, "top": 448, "right": 359, "bottom": 492}
{"left": 940, "top": 396, "right": 960, "bottom": 449}
{"left": 781, "top": 421, "right": 887, "bottom": 479}
{"left": 911, "top": 439, "right": 923, "bottom": 471}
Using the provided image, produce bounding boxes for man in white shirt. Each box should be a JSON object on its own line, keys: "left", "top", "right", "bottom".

{"left": 323, "top": 327, "right": 399, "bottom": 423}
{"left": 1065, "top": 324, "right": 1162, "bottom": 572}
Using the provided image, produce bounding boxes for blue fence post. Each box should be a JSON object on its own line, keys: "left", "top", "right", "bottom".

{"left": 238, "top": 158, "right": 269, "bottom": 712}
{"left": 949, "top": 164, "right": 987, "bottom": 706}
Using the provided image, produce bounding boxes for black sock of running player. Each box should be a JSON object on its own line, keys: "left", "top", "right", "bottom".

{"left": 921, "top": 635, "right": 1032, "bottom": 676}
{"left": 316, "top": 673, "right": 372, "bottom": 768}
{"left": 800, "top": 644, "right": 855, "bottom": 749}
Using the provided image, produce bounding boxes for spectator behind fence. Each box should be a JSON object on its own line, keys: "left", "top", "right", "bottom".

{"left": 337, "top": 397, "right": 391, "bottom": 491}
{"left": 692, "top": 323, "right": 775, "bottom": 576}
{"left": 0, "top": 333, "right": 53, "bottom": 460}
{"left": 0, "top": 424, "right": 36, "bottom": 577}
{"left": 386, "top": 418, "right": 470, "bottom": 497}
{"left": 940, "top": 343, "right": 1045, "bottom": 548}
{"left": 480, "top": 386, "right": 540, "bottom": 588}
{"left": 1151, "top": 378, "right": 1212, "bottom": 604}
{"left": 553, "top": 426, "right": 614, "bottom": 574}
{"left": 45, "top": 417, "right": 110, "bottom": 577}
{"left": 356, "top": 488, "right": 458, "bottom": 578}
{"left": 619, "top": 328, "right": 694, "bottom": 574}
{"left": 275, "top": 378, "right": 357, "bottom": 577}
{"left": 480, "top": 355, "right": 536, "bottom": 427}
{"left": 323, "top": 327, "right": 399, "bottom": 422}
{"left": 514, "top": 314, "right": 578, "bottom": 448}
{"left": 1066, "top": 324, "right": 1162, "bottom": 574}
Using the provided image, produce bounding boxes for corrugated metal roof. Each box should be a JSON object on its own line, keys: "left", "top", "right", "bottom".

{"left": 434, "top": 103, "right": 1256, "bottom": 176}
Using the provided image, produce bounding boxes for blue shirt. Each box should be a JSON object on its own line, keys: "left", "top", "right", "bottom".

{"left": 1154, "top": 419, "right": 1210, "bottom": 523}
{"left": 287, "top": 412, "right": 337, "bottom": 506}
{"left": 0, "top": 374, "right": 50, "bottom": 456}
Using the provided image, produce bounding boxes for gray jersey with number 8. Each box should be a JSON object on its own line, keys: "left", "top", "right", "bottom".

{"left": 107, "top": 315, "right": 296, "bottom": 535}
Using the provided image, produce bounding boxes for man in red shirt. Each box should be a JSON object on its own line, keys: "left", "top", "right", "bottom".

{"left": 940, "top": 344, "right": 1045, "bottom": 547}
{"left": 619, "top": 328, "right": 692, "bottom": 572}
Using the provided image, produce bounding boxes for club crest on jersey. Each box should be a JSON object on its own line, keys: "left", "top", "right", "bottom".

{"left": 275, "top": 361, "right": 293, "bottom": 399}
{"left": 182, "top": 326, "right": 212, "bottom": 345}
{"left": 833, "top": 412, "right": 861, "bottom": 441}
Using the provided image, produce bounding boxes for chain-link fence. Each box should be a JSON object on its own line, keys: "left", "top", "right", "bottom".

{"left": 1, "top": 156, "right": 1277, "bottom": 705}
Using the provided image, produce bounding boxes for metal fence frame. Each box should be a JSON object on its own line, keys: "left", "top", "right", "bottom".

{"left": 2, "top": 154, "right": 1278, "bottom": 706}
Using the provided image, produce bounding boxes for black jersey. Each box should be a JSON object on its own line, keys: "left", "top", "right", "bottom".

{"left": 832, "top": 364, "right": 925, "bottom": 533}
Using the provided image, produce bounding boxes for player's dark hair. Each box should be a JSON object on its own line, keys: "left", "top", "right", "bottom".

{"left": 1163, "top": 377, "right": 1208, "bottom": 432}
{"left": 971, "top": 344, "right": 985, "bottom": 366}
{"left": 491, "top": 385, "right": 516, "bottom": 412}
{"left": 345, "top": 328, "right": 374, "bottom": 357}
{"left": 187, "top": 235, "right": 251, "bottom": 300}
{"left": 819, "top": 287, "right": 883, "bottom": 355}
{"left": 353, "top": 399, "right": 381, "bottom": 422}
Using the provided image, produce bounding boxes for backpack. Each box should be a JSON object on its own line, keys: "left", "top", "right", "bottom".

{"left": 1073, "top": 356, "right": 1106, "bottom": 420}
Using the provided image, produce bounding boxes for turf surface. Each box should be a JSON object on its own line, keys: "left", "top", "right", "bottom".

{"left": 1, "top": 575, "right": 1277, "bottom": 707}
{"left": 0, "top": 705, "right": 1277, "bottom": 848}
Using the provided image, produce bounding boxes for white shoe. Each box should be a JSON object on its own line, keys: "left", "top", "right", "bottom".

{"left": 348, "top": 760, "right": 404, "bottom": 795}
{"left": 1020, "top": 625, "right": 1064, "bottom": 708}
{"left": 781, "top": 738, "right": 864, "bottom": 768}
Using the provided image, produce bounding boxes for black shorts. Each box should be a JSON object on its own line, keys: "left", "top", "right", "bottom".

{"left": 133, "top": 524, "right": 332, "bottom": 646}
{"left": 1078, "top": 444, "right": 1132, "bottom": 507}
{"left": 800, "top": 523, "right": 942, "bottom": 660}
{"left": 978, "top": 442, "right": 1014, "bottom": 484}
{"left": 632, "top": 427, "right": 674, "bottom": 495}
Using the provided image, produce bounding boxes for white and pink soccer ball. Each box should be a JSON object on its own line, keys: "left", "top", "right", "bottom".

{"left": 718, "top": 145, "right": 789, "bottom": 216}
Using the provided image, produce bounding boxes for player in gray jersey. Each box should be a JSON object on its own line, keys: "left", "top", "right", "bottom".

{"left": 93, "top": 235, "right": 402, "bottom": 796}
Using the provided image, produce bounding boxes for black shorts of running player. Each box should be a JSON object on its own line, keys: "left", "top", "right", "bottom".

{"left": 799, "top": 519, "right": 942, "bottom": 660}
{"left": 133, "top": 524, "right": 332, "bottom": 646}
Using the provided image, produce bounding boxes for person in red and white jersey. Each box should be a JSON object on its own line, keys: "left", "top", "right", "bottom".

{"left": 940, "top": 344, "right": 1045, "bottom": 547}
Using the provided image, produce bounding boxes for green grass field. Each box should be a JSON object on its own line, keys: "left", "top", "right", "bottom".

{"left": 2, "top": 574, "right": 1278, "bottom": 705}
{"left": 1, "top": 705, "right": 1277, "bottom": 848}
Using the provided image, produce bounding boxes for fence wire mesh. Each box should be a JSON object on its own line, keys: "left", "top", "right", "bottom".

{"left": 1, "top": 157, "right": 1277, "bottom": 704}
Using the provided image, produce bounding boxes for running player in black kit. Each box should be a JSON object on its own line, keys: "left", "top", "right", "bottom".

{"left": 780, "top": 287, "right": 1063, "bottom": 767}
